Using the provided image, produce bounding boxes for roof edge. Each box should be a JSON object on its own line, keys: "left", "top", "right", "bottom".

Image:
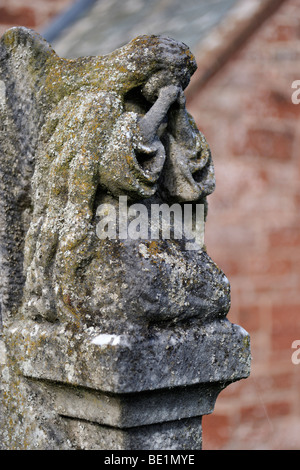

{"left": 41, "top": 0, "right": 98, "bottom": 43}
{"left": 186, "top": 0, "right": 288, "bottom": 100}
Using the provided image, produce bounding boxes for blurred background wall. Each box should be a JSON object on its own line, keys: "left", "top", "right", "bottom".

{"left": 187, "top": 0, "right": 300, "bottom": 449}
{"left": 0, "top": 0, "right": 299, "bottom": 450}
{"left": 0, "top": 0, "right": 72, "bottom": 36}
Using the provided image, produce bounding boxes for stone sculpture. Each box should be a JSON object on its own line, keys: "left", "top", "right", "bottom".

{"left": 0, "top": 28, "right": 250, "bottom": 450}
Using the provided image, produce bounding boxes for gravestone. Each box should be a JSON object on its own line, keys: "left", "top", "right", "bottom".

{"left": 0, "top": 27, "right": 250, "bottom": 450}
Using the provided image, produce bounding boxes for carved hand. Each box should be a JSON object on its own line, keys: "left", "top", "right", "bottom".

{"left": 139, "top": 85, "right": 181, "bottom": 143}
{"left": 157, "top": 85, "right": 181, "bottom": 106}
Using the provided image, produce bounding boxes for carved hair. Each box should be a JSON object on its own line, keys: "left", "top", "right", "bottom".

{"left": 112, "top": 35, "right": 197, "bottom": 93}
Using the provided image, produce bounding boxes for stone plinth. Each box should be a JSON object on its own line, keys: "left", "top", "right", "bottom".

{"left": 1, "top": 318, "right": 250, "bottom": 449}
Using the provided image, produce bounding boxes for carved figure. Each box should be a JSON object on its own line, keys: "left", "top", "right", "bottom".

{"left": 0, "top": 28, "right": 229, "bottom": 332}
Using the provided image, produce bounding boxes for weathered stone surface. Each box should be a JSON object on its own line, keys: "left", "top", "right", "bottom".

{"left": 0, "top": 28, "right": 217, "bottom": 330}
{"left": 0, "top": 27, "right": 250, "bottom": 450}
{"left": 5, "top": 319, "right": 249, "bottom": 393}
{"left": 65, "top": 416, "right": 203, "bottom": 451}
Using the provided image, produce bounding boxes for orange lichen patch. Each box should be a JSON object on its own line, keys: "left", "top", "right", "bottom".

{"left": 147, "top": 240, "right": 161, "bottom": 257}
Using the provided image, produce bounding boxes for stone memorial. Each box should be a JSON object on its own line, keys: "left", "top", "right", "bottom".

{"left": 0, "top": 27, "right": 250, "bottom": 450}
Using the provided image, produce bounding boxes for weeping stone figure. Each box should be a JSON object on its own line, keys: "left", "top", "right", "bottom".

{"left": 0, "top": 28, "right": 250, "bottom": 450}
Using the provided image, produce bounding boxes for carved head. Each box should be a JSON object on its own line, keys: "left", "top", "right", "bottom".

{"left": 126, "top": 35, "right": 197, "bottom": 98}
{"left": 94, "top": 35, "right": 214, "bottom": 203}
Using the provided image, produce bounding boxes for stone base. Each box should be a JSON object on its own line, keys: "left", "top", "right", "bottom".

{"left": 65, "top": 416, "right": 203, "bottom": 451}
{"left": 1, "top": 318, "right": 250, "bottom": 449}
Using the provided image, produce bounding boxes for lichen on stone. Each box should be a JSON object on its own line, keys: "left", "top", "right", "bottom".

{"left": 1, "top": 27, "right": 222, "bottom": 333}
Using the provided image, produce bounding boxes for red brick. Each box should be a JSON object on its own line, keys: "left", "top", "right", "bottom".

{"left": 195, "top": 0, "right": 300, "bottom": 450}
{"left": 243, "top": 253, "right": 293, "bottom": 276}
{"left": 240, "top": 404, "right": 267, "bottom": 422}
{"left": 213, "top": 257, "right": 240, "bottom": 276}
{"left": 294, "top": 191, "right": 300, "bottom": 209}
{"left": 272, "top": 304, "right": 300, "bottom": 326}
{"left": 0, "top": 7, "right": 36, "bottom": 27}
{"left": 241, "top": 400, "right": 291, "bottom": 423}
{"left": 266, "top": 257, "right": 293, "bottom": 276}
{"left": 271, "top": 372, "right": 293, "bottom": 390}
{"left": 272, "top": 304, "right": 300, "bottom": 351}
{"left": 269, "top": 226, "right": 300, "bottom": 247}
{"left": 239, "top": 304, "right": 261, "bottom": 332}
{"left": 265, "top": 401, "right": 291, "bottom": 418}
{"left": 233, "top": 127, "right": 294, "bottom": 160}
{"left": 267, "top": 89, "right": 300, "bottom": 119}
{"left": 202, "top": 413, "right": 231, "bottom": 450}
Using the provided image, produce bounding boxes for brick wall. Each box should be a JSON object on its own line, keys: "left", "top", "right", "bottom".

{"left": 187, "top": 0, "right": 300, "bottom": 450}
{"left": 0, "top": 0, "right": 74, "bottom": 36}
